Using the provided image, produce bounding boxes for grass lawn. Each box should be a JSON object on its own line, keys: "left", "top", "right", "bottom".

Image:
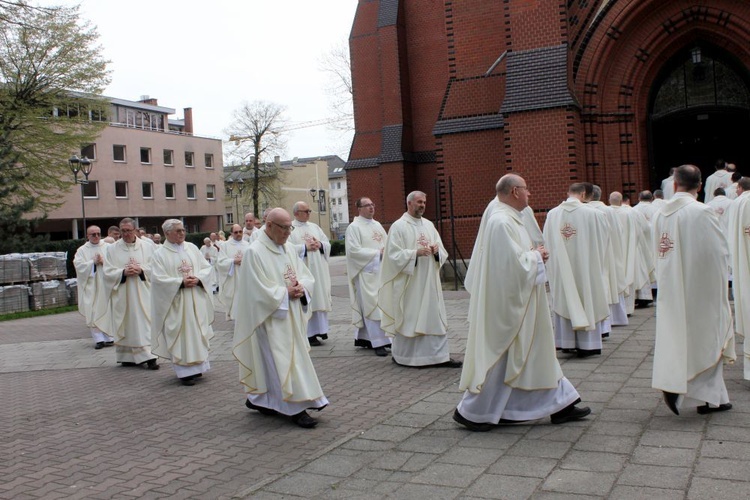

{"left": 0, "top": 305, "right": 77, "bottom": 322}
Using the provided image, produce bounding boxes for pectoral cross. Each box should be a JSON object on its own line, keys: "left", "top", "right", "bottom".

{"left": 417, "top": 233, "right": 430, "bottom": 248}
{"left": 178, "top": 260, "right": 193, "bottom": 277}
{"left": 283, "top": 264, "right": 297, "bottom": 285}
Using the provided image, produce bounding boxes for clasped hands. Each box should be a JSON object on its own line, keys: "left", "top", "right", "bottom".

{"left": 536, "top": 245, "right": 549, "bottom": 263}
{"left": 416, "top": 244, "right": 439, "bottom": 257}
{"left": 287, "top": 281, "right": 305, "bottom": 300}
{"left": 123, "top": 262, "right": 142, "bottom": 276}
{"left": 182, "top": 275, "right": 200, "bottom": 288}
{"left": 305, "top": 238, "right": 322, "bottom": 251}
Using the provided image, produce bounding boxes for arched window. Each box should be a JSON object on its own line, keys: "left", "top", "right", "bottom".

{"left": 652, "top": 48, "right": 750, "bottom": 118}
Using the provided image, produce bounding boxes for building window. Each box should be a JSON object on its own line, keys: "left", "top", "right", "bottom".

{"left": 113, "top": 145, "right": 126, "bottom": 162}
{"left": 333, "top": 213, "right": 337, "bottom": 222}
{"left": 205, "top": 153, "right": 214, "bottom": 169}
{"left": 142, "top": 182, "right": 153, "bottom": 199}
{"left": 165, "top": 183, "right": 176, "bottom": 199}
{"left": 185, "top": 151, "right": 194, "bottom": 167}
{"left": 226, "top": 213, "right": 234, "bottom": 225}
{"left": 140, "top": 147, "right": 151, "bottom": 164}
{"left": 338, "top": 198, "right": 342, "bottom": 205}
{"left": 115, "top": 181, "right": 128, "bottom": 198}
{"left": 81, "top": 143, "right": 96, "bottom": 160}
{"left": 163, "top": 149, "right": 174, "bottom": 166}
{"left": 206, "top": 184, "right": 216, "bottom": 200}
{"left": 336, "top": 182, "right": 341, "bottom": 189}
{"left": 82, "top": 180, "right": 98, "bottom": 198}
{"left": 187, "top": 184, "right": 196, "bottom": 200}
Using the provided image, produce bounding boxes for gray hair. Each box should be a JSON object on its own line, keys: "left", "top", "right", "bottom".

{"left": 119, "top": 217, "right": 135, "bottom": 229}
{"left": 406, "top": 191, "right": 426, "bottom": 204}
{"left": 162, "top": 218, "right": 183, "bottom": 233}
{"left": 591, "top": 185, "right": 602, "bottom": 201}
{"left": 292, "top": 201, "right": 305, "bottom": 214}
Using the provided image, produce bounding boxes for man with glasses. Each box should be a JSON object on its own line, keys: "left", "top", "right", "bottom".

{"left": 233, "top": 208, "right": 328, "bottom": 428}
{"left": 151, "top": 219, "right": 214, "bottom": 386}
{"left": 346, "top": 197, "right": 391, "bottom": 356}
{"left": 73, "top": 225, "right": 114, "bottom": 350}
{"left": 379, "top": 191, "right": 461, "bottom": 368}
{"left": 289, "top": 201, "right": 332, "bottom": 346}
{"left": 101, "top": 218, "right": 159, "bottom": 370}
{"left": 216, "top": 224, "right": 251, "bottom": 320}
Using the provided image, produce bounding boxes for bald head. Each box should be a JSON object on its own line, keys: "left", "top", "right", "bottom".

{"left": 231, "top": 223, "right": 243, "bottom": 241}
{"left": 675, "top": 164, "right": 701, "bottom": 192}
{"left": 265, "top": 208, "right": 293, "bottom": 245}
{"left": 609, "top": 191, "right": 623, "bottom": 206}
{"left": 496, "top": 174, "right": 530, "bottom": 210}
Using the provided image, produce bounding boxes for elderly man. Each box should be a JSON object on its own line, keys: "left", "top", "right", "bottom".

{"left": 543, "top": 183, "right": 610, "bottom": 357}
{"left": 653, "top": 165, "right": 735, "bottom": 415}
{"left": 242, "top": 212, "right": 256, "bottom": 242}
{"left": 289, "top": 201, "right": 332, "bottom": 346}
{"left": 101, "top": 218, "right": 158, "bottom": 369}
{"left": 726, "top": 176, "right": 750, "bottom": 381}
{"left": 151, "top": 219, "right": 214, "bottom": 386}
{"left": 216, "top": 224, "right": 251, "bottom": 320}
{"left": 379, "top": 191, "right": 461, "bottom": 368}
{"left": 200, "top": 237, "right": 219, "bottom": 293}
{"left": 346, "top": 197, "right": 391, "bottom": 356}
{"left": 454, "top": 175, "right": 590, "bottom": 431}
{"left": 233, "top": 208, "right": 328, "bottom": 428}
{"left": 73, "top": 225, "right": 114, "bottom": 350}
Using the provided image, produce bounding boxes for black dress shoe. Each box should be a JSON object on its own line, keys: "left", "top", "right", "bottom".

{"left": 308, "top": 337, "right": 322, "bottom": 346}
{"left": 103, "top": 341, "right": 114, "bottom": 347}
{"left": 663, "top": 391, "right": 680, "bottom": 415}
{"left": 439, "top": 359, "right": 463, "bottom": 368}
{"left": 95, "top": 342, "right": 104, "bottom": 350}
{"left": 320, "top": 334, "right": 328, "bottom": 340}
{"left": 551, "top": 404, "right": 591, "bottom": 424}
{"left": 245, "top": 400, "right": 279, "bottom": 416}
{"left": 144, "top": 358, "right": 159, "bottom": 370}
{"left": 601, "top": 332, "right": 610, "bottom": 339}
{"left": 576, "top": 349, "right": 601, "bottom": 358}
{"left": 181, "top": 377, "right": 196, "bottom": 386}
{"left": 121, "top": 362, "right": 137, "bottom": 367}
{"left": 559, "top": 348, "right": 576, "bottom": 354}
{"left": 453, "top": 409, "right": 493, "bottom": 432}
{"left": 697, "top": 403, "right": 732, "bottom": 414}
{"left": 354, "top": 338, "right": 373, "bottom": 349}
{"left": 374, "top": 346, "right": 388, "bottom": 357}
{"left": 291, "top": 411, "right": 318, "bottom": 428}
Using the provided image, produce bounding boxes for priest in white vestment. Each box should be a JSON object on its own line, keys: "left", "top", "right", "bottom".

{"left": 151, "top": 220, "right": 214, "bottom": 385}
{"left": 242, "top": 212, "right": 256, "bottom": 242}
{"left": 610, "top": 192, "right": 640, "bottom": 314}
{"left": 652, "top": 165, "right": 735, "bottom": 415}
{"left": 100, "top": 218, "right": 159, "bottom": 369}
{"left": 724, "top": 177, "right": 750, "bottom": 381}
{"left": 661, "top": 168, "right": 676, "bottom": 200}
{"left": 454, "top": 175, "right": 590, "bottom": 431}
{"left": 199, "top": 237, "right": 219, "bottom": 293}
{"left": 652, "top": 190, "right": 667, "bottom": 211}
{"left": 588, "top": 187, "right": 628, "bottom": 327}
{"left": 232, "top": 208, "right": 328, "bottom": 428}
{"left": 346, "top": 197, "right": 391, "bottom": 356}
{"left": 216, "top": 224, "right": 251, "bottom": 320}
{"left": 705, "top": 160, "right": 732, "bottom": 203}
{"left": 379, "top": 191, "right": 461, "bottom": 368}
{"left": 633, "top": 191, "right": 658, "bottom": 222}
{"left": 725, "top": 172, "right": 741, "bottom": 200}
{"left": 73, "top": 226, "right": 114, "bottom": 349}
{"left": 289, "top": 201, "right": 332, "bottom": 346}
{"left": 707, "top": 188, "right": 733, "bottom": 222}
{"left": 543, "top": 183, "right": 610, "bottom": 357}
{"left": 631, "top": 206, "right": 656, "bottom": 307}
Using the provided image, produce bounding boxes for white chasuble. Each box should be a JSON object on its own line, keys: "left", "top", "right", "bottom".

{"left": 705, "top": 170, "right": 732, "bottom": 203}
{"left": 611, "top": 205, "right": 638, "bottom": 299}
{"left": 73, "top": 241, "right": 109, "bottom": 328}
{"left": 724, "top": 191, "right": 750, "bottom": 380}
{"left": 345, "top": 216, "right": 387, "bottom": 327}
{"left": 587, "top": 201, "right": 627, "bottom": 305}
{"left": 216, "top": 238, "right": 251, "bottom": 319}
{"left": 379, "top": 213, "right": 448, "bottom": 338}
{"left": 150, "top": 242, "right": 214, "bottom": 367}
{"left": 289, "top": 220, "right": 332, "bottom": 314}
{"left": 543, "top": 198, "right": 610, "bottom": 331}
{"left": 99, "top": 238, "right": 155, "bottom": 348}
{"left": 630, "top": 207, "right": 656, "bottom": 292}
{"left": 651, "top": 193, "right": 735, "bottom": 396}
{"left": 232, "top": 231, "right": 324, "bottom": 402}
{"left": 462, "top": 201, "right": 563, "bottom": 393}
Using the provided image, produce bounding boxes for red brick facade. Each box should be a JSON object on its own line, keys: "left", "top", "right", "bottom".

{"left": 347, "top": 0, "right": 750, "bottom": 256}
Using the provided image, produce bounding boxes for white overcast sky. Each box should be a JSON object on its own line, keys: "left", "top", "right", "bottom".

{"left": 53, "top": 0, "right": 358, "bottom": 160}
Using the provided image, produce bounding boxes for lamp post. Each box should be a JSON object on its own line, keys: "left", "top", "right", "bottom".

{"left": 226, "top": 178, "right": 245, "bottom": 226}
{"left": 309, "top": 188, "right": 326, "bottom": 226}
{"left": 69, "top": 155, "right": 93, "bottom": 238}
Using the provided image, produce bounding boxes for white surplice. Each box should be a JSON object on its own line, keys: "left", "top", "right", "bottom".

{"left": 100, "top": 238, "right": 156, "bottom": 364}
{"left": 725, "top": 191, "right": 750, "bottom": 380}
{"left": 216, "top": 238, "right": 251, "bottom": 320}
{"left": 345, "top": 216, "right": 391, "bottom": 348}
{"left": 543, "top": 198, "right": 610, "bottom": 349}
{"left": 651, "top": 192, "right": 735, "bottom": 408}
{"left": 150, "top": 241, "right": 214, "bottom": 378}
{"left": 73, "top": 240, "right": 113, "bottom": 342}
{"left": 379, "top": 213, "right": 450, "bottom": 366}
{"left": 705, "top": 170, "right": 732, "bottom": 204}
{"left": 232, "top": 230, "right": 327, "bottom": 415}
{"left": 289, "top": 220, "right": 332, "bottom": 337}
{"left": 661, "top": 176, "right": 675, "bottom": 200}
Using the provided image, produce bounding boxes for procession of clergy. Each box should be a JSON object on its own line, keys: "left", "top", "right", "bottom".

{"left": 73, "top": 160, "right": 749, "bottom": 430}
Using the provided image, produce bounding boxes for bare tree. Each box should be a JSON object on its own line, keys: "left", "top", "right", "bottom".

{"left": 319, "top": 40, "right": 354, "bottom": 160}
{"left": 225, "top": 101, "right": 288, "bottom": 216}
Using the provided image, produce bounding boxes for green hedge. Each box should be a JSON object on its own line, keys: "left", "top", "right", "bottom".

{"left": 331, "top": 240, "right": 345, "bottom": 256}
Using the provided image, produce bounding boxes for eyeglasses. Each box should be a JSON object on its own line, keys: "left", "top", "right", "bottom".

{"left": 120, "top": 229, "right": 135, "bottom": 234}
{"left": 88, "top": 233, "right": 100, "bottom": 237}
{"left": 232, "top": 230, "right": 243, "bottom": 234}
{"left": 360, "top": 203, "right": 375, "bottom": 208}
{"left": 514, "top": 186, "right": 529, "bottom": 192}
{"left": 299, "top": 210, "right": 312, "bottom": 214}
{"left": 271, "top": 221, "right": 295, "bottom": 232}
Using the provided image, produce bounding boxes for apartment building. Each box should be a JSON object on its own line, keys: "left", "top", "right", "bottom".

{"left": 37, "top": 96, "right": 224, "bottom": 239}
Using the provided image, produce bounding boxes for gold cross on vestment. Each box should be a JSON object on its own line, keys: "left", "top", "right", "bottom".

{"left": 178, "top": 260, "right": 193, "bottom": 276}
{"left": 283, "top": 264, "right": 297, "bottom": 285}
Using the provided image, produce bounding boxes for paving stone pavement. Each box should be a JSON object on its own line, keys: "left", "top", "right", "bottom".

{"left": 1, "top": 256, "right": 749, "bottom": 499}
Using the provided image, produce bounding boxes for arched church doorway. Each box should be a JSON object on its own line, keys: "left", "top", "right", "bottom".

{"left": 649, "top": 44, "right": 750, "bottom": 196}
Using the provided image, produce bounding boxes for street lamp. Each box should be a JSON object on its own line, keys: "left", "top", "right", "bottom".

{"left": 69, "top": 155, "right": 93, "bottom": 238}
{"left": 226, "top": 177, "right": 245, "bottom": 225}
{"left": 309, "top": 188, "right": 326, "bottom": 226}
